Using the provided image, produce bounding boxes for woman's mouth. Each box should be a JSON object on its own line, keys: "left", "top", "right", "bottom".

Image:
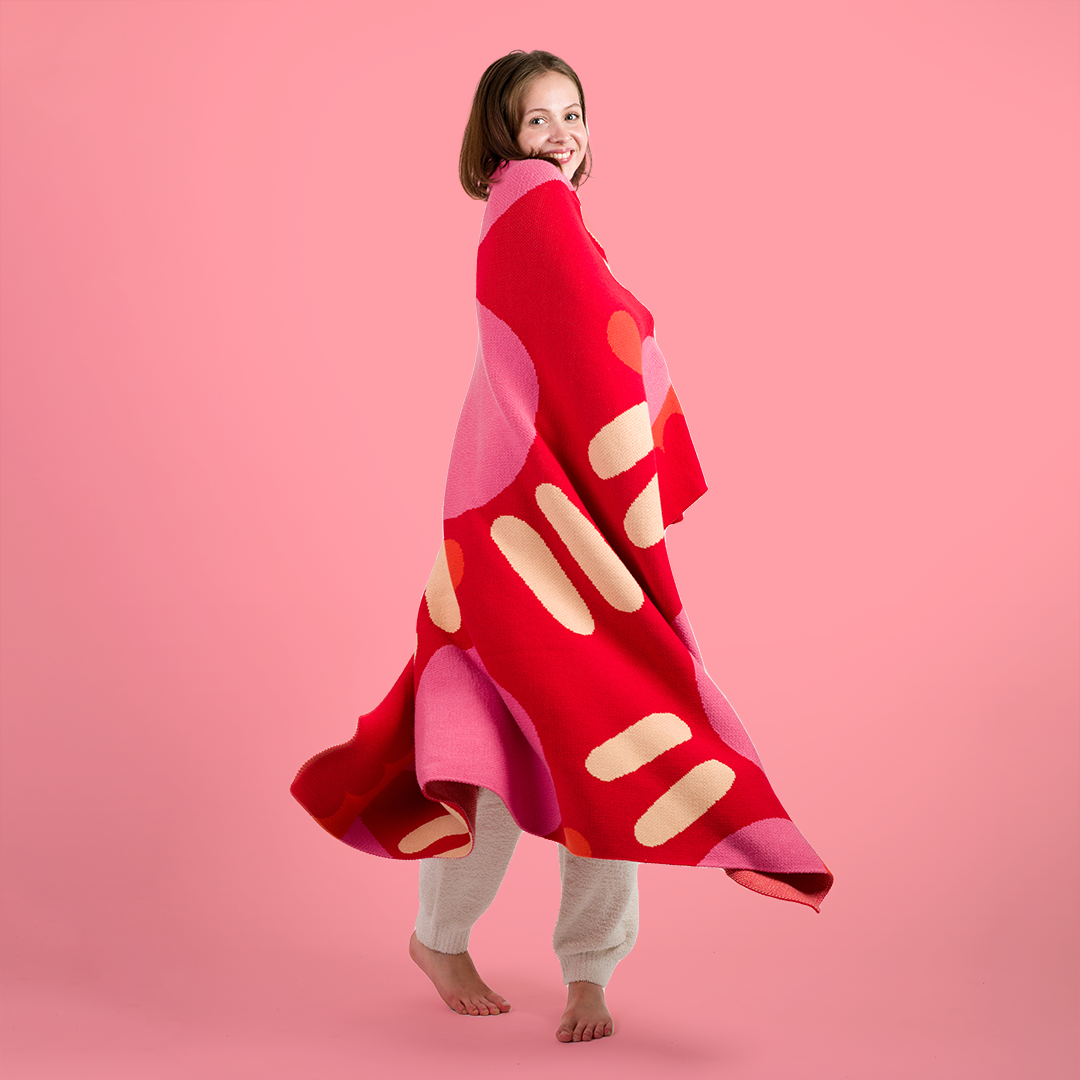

{"left": 548, "top": 149, "right": 574, "bottom": 164}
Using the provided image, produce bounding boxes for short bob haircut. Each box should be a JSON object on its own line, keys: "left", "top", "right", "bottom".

{"left": 460, "top": 50, "right": 591, "bottom": 201}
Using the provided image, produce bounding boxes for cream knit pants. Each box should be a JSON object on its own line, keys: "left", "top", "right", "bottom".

{"left": 414, "top": 787, "right": 639, "bottom": 987}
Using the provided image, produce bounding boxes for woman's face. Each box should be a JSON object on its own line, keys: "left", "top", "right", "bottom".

{"left": 516, "top": 71, "right": 588, "bottom": 180}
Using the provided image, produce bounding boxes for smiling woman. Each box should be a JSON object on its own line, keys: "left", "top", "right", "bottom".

{"left": 459, "top": 49, "right": 592, "bottom": 199}
{"left": 516, "top": 71, "right": 588, "bottom": 180}
{"left": 291, "top": 46, "right": 831, "bottom": 1048}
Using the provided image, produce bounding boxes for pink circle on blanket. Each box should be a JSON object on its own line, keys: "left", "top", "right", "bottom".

{"left": 641, "top": 336, "right": 672, "bottom": 424}
{"left": 414, "top": 644, "right": 561, "bottom": 836}
{"left": 698, "top": 817, "right": 828, "bottom": 874}
{"left": 443, "top": 302, "right": 540, "bottom": 520}
{"left": 672, "top": 608, "right": 763, "bottom": 767}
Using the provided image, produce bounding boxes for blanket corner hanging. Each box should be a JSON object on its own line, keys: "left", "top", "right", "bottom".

{"left": 291, "top": 159, "right": 833, "bottom": 911}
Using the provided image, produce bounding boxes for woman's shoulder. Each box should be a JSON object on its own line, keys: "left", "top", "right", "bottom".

{"left": 487, "top": 158, "right": 572, "bottom": 208}
{"left": 480, "top": 158, "right": 578, "bottom": 245}
{"left": 499, "top": 156, "right": 570, "bottom": 182}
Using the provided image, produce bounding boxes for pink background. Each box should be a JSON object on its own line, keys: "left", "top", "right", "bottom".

{"left": 2, "top": 1, "right": 1077, "bottom": 1076}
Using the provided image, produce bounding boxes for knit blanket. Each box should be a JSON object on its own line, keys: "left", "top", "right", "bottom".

{"left": 291, "top": 158, "right": 832, "bottom": 910}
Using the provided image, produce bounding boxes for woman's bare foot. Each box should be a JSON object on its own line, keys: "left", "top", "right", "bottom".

{"left": 408, "top": 932, "right": 511, "bottom": 1016}
{"left": 555, "top": 981, "right": 613, "bottom": 1042}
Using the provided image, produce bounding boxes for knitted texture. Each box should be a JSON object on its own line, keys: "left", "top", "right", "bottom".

{"left": 291, "top": 159, "right": 832, "bottom": 910}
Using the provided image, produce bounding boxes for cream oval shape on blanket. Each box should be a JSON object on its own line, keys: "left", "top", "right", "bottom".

{"left": 624, "top": 474, "right": 665, "bottom": 548}
{"left": 634, "top": 759, "right": 737, "bottom": 847}
{"left": 585, "top": 713, "right": 693, "bottom": 781}
{"left": 398, "top": 810, "right": 470, "bottom": 854}
{"left": 588, "top": 402, "right": 653, "bottom": 480}
{"left": 490, "top": 515, "right": 595, "bottom": 635}
{"left": 431, "top": 804, "right": 472, "bottom": 858}
{"left": 424, "top": 541, "right": 462, "bottom": 633}
{"left": 534, "top": 483, "right": 644, "bottom": 613}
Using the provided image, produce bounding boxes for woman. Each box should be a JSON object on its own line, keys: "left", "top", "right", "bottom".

{"left": 291, "top": 49, "right": 831, "bottom": 1045}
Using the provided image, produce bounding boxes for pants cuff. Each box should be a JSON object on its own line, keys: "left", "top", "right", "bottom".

{"left": 414, "top": 919, "right": 472, "bottom": 956}
{"left": 559, "top": 951, "right": 625, "bottom": 988}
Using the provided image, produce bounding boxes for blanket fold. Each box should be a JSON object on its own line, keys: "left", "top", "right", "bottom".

{"left": 292, "top": 159, "right": 832, "bottom": 910}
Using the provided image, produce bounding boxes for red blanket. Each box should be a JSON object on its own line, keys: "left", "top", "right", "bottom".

{"left": 291, "top": 159, "right": 832, "bottom": 910}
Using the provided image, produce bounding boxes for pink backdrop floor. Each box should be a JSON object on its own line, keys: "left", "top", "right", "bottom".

{"left": 2, "top": 2, "right": 1077, "bottom": 1077}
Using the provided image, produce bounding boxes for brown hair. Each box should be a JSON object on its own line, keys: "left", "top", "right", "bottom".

{"left": 459, "top": 50, "right": 591, "bottom": 201}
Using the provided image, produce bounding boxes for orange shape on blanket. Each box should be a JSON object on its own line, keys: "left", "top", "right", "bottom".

{"left": 444, "top": 538, "right": 465, "bottom": 588}
{"left": 607, "top": 311, "right": 642, "bottom": 373}
{"left": 563, "top": 827, "right": 592, "bottom": 857}
{"left": 652, "top": 385, "right": 684, "bottom": 451}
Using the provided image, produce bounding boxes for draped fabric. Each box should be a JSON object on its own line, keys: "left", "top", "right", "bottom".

{"left": 291, "top": 159, "right": 832, "bottom": 910}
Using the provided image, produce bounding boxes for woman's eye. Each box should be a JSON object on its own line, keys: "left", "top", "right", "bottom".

{"left": 528, "top": 117, "right": 545, "bottom": 126}
{"left": 566, "top": 112, "right": 580, "bottom": 121}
